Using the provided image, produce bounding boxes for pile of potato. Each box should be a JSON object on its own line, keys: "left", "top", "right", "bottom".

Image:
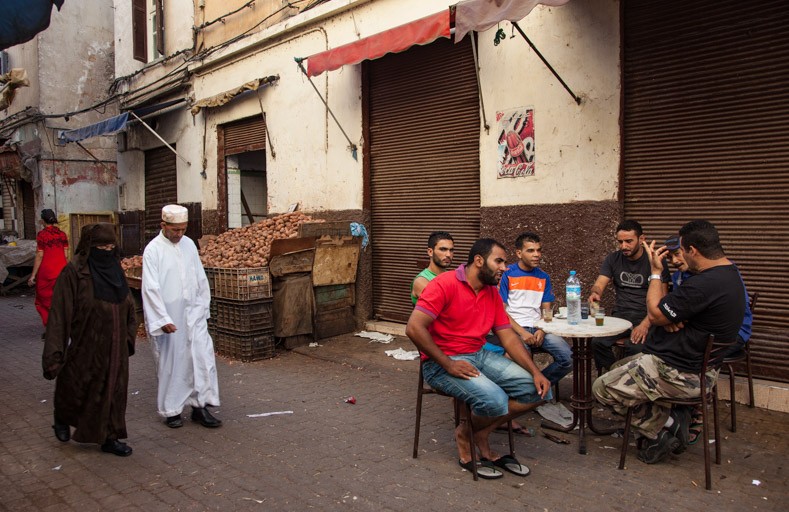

{"left": 121, "top": 255, "right": 143, "bottom": 270}
{"left": 199, "top": 212, "right": 320, "bottom": 268}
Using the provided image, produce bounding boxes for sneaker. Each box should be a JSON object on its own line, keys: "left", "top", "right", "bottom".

{"left": 637, "top": 430, "right": 680, "bottom": 464}
{"left": 668, "top": 406, "right": 691, "bottom": 454}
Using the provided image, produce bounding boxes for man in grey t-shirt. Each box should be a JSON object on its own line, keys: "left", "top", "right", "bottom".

{"left": 588, "top": 220, "right": 669, "bottom": 371}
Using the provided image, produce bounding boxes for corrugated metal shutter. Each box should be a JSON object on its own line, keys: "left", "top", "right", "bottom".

{"left": 623, "top": 0, "right": 789, "bottom": 382}
{"left": 144, "top": 146, "right": 177, "bottom": 243}
{"left": 224, "top": 116, "right": 266, "bottom": 156}
{"left": 368, "top": 37, "right": 480, "bottom": 322}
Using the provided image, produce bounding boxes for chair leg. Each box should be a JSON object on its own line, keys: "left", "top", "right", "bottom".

{"left": 713, "top": 387, "right": 721, "bottom": 465}
{"left": 746, "top": 352, "right": 755, "bottom": 408}
{"left": 413, "top": 377, "right": 425, "bottom": 459}
{"left": 727, "top": 364, "right": 737, "bottom": 433}
{"left": 461, "top": 401, "right": 479, "bottom": 481}
{"left": 507, "top": 420, "right": 515, "bottom": 457}
{"left": 702, "top": 391, "right": 712, "bottom": 490}
{"left": 619, "top": 407, "right": 634, "bottom": 470}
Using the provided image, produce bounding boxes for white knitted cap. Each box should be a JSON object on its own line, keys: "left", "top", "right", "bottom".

{"left": 162, "top": 204, "right": 188, "bottom": 223}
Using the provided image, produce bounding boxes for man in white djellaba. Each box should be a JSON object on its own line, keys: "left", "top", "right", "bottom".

{"left": 142, "top": 204, "right": 222, "bottom": 429}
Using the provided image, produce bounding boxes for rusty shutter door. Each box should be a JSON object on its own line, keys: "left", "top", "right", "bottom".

{"left": 368, "top": 37, "right": 480, "bottom": 322}
{"left": 144, "top": 146, "right": 177, "bottom": 243}
{"left": 623, "top": 0, "right": 789, "bottom": 382}
{"left": 224, "top": 116, "right": 266, "bottom": 156}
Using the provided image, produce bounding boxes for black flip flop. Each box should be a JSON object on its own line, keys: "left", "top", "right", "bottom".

{"left": 458, "top": 459, "right": 504, "bottom": 479}
{"left": 487, "top": 455, "right": 530, "bottom": 477}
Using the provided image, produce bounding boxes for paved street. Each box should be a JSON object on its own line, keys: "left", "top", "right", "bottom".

{"left": 1, "top": 292, "right": 786, "bottom": 511}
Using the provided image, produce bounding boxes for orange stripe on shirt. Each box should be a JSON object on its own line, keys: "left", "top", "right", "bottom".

{"left": 507, "top": 276, "right": 546, "bottom": 293}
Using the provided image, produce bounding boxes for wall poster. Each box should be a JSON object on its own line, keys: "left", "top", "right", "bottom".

{"left": 497, "top": 108, "right": 535, "bottom": 178}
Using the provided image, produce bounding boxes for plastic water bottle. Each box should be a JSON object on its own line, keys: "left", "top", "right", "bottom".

{"left": 566, "top": 270, "right": 581, "bottom": 325}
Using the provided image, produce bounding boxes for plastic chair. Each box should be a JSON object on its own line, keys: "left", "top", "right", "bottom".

{"left": 412, "top": 359, "right": 514, "bottom": 481}
{"left": 617, "top": 334, "right": 736, "bottom": 490}
{"left": 721, "top": 292, "right": 758, "bottom": 432}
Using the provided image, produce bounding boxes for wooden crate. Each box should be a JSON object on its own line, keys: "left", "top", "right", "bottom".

{"left": 205, "top": 267, "right": 271, "bottom": 300}
{"left": 315, "top": 284, "right": 355, "bottom": 312}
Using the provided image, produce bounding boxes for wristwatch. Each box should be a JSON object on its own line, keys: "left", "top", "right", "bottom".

{"left": 648, "top": 274, "right": 662, "bottom": 282}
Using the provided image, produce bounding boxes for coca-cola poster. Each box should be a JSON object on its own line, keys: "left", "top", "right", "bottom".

{"left": 497, "top": 108, "right": 535, "bottom": 178}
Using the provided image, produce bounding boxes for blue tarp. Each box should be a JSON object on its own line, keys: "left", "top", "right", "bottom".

{"left": 59, "top": 112, "right": 129, "bottom": 144}
{"left": 0, "top": 0, "right": 65, "bottom": 51}
{"left": 57, "top": 99, "right": 185, "bottom": 144}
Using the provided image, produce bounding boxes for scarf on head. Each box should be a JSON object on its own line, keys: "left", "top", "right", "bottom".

{"left": 88, "top": 247, "right": 129, "bottom": 304}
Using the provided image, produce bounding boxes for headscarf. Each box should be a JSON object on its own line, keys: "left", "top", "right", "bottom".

{"left": 78, "top": 223, "right": 129, "bottom": 304}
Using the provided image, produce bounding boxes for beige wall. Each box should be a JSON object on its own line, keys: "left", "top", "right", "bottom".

{"left": 115, "top": 0, "right": 620, "bottom": 214}
{"left": 479, "top": 0, "right": 621, "bottom": 206}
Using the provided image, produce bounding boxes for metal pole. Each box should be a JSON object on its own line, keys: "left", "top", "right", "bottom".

{"left": 130, "top": 112, "right": 191, "bottom": 166}
{"left": 295, "top": 59, "right": 358, "bottom": 160}
{"left": 511, "top": 22, "right": 581, "bottom": 105}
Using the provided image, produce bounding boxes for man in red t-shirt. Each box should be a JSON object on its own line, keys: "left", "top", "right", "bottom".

{"left": 407, "top": 238, "right": 550, "bottom": 479}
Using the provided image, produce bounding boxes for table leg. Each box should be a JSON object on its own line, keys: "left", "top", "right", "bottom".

{"left": 541, "top": 337, "right": 582, "bottom": 447}
{"left": 542, "top": 336, "right": 617, "bottom": 453}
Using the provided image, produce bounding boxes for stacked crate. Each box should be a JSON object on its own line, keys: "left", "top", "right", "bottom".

{"left": 205, "top": 267, "right": 275, "bottom": 361}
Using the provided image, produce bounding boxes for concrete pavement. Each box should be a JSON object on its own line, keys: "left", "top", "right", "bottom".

{"left": 0, "top": 291, "right": 786, "bottom": 511}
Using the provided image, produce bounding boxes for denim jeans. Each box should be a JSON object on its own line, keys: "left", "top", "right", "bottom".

{"left": 483, "top": 327, "right": 572, "bottom": 386}
{"left": 422, "top": 349, "right": 549, "bottom": 417}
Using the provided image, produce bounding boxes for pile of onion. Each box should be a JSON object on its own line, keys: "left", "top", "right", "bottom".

{"left": 199, "top": 212, "right": 320, "bottom": 268}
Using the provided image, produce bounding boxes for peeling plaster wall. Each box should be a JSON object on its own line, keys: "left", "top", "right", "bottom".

{"left": 41, "top": 160, "right": 120, "bottom": 213}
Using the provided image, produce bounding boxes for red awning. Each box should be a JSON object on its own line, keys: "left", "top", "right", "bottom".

{"left": 305, "top": 10, "right": 451, "bottom": 77}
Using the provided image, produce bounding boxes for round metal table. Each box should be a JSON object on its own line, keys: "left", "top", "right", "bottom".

{"left": 535, "top": 315, "right": 632, "bottom": 454}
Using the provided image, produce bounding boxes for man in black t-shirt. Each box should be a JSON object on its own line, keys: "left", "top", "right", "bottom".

{"left": 588, "top": 220, "right": 669, "bottom": 371}
{"left": 592, "top": 220, "right": 745, "bottom": 465}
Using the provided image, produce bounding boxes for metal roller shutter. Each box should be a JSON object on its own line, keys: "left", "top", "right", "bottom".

{"left": 623, "top": 0, "right": 789, "bottom": 381}
{"left": 368, "top": 37, "right": 480, "bottom": 322}
{"left": 144, "top": 146, "right": 177, "bottom": 243}
{"left": 224, "top": 116, "right": 266, "bottom": 156}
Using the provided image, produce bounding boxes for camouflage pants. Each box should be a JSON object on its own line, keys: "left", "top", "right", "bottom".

{"left": 592, "top": 354, "right": 718, "bottom": 439}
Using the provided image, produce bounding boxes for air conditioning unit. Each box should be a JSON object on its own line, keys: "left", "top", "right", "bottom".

{"left": 0, "top": 51, "right": 8, "bottom": 75}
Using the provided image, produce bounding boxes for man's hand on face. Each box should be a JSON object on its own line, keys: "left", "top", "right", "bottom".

{"left": 162, "top": 323, "right": 178, "bottom": 334}
{"left": 446, "top": 359, "right": 481, "bottom": 380}
{"left": 642, "top": 240, "right": 669, "bottom": 274}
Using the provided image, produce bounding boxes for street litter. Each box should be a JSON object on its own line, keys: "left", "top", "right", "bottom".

{"left": 752, "top": 480, "right": 762, "bottom": 486}
{"left": 344, "top": 396, "right": 356, "bottom": 404}
{"left": 355, "top": 331, "right": 393, "bottom": 343}
{"left": 40, "top": 399, "right": 46, "bottom": 403}
{"left": 308, "top": 342, "right": 321, "bottom": 348}
{"left": 52, "top": 465, "right": 62, "bottom": 471}
{"left": 543, "top": 431, "right": 570, "bottom": 444}
{"left": 384, "top": 348, "right": 419, "bottom": 360}
{"left": 242, "top": 497, "right": 265, "bottom": 504}
{"left": 246, "top": 411, "right": 293, "bottom": 418}
{"left": 537, "top": 402, "right": 573, "bottom": 428}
